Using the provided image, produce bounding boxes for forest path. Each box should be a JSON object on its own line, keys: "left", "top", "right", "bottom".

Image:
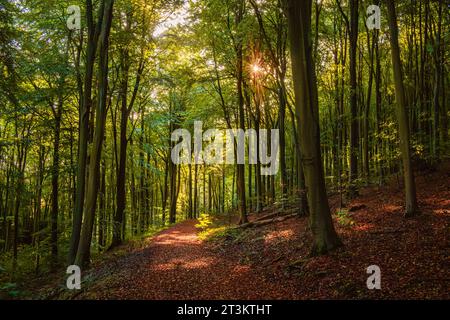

{"left": 64, "top": 162, "right": 450, "bottom": 300}
{"left": 76, "top": 219, "right": 292, "bottom": 299}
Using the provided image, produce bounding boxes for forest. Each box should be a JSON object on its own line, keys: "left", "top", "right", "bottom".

{"left": 0, "top": 0, "right": 448, "bottom": 300}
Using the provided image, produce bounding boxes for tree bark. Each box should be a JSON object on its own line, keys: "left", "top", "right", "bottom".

{"left": 50, "top": 99, "right": 62, "bottom": 266}
{"left": 386, "top": 0, "right": 419, "bottom": 217}
{"left": 69, "top": 0, "right": 105, "bottom": 264}
{"left": 75, "top": 0, "right": 115, "bottom": 267}
{"left": 349, "top": 0, "right": 359, "bottom": 197}
{"left": 284, "top": 0, "right": 342, "bottom": 255}
{"left": 235, "top": 0, "right": 248, "bottom": 224}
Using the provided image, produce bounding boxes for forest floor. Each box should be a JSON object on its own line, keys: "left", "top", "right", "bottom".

{"left": 30, "top": 161, "right": 450, "bottom": 299}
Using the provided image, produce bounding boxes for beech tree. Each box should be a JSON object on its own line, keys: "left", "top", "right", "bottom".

{"left": 283, "top": 0, "right": 341, "bottom": 254}
{"left": 385, "top": 0, "right": 419, "bottom": 217}
{"left": 75, "top": 0, "right": 115, "bottom": 267}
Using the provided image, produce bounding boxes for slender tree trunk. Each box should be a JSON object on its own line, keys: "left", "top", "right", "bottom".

{"left": 98, "top": 157, "right": 106, "bottom": 250}
{"left": 287, "top": 101, "right": 308, "bottom": 215}
{"left": 169, "top": 138, "right": 178, "bottom": 224}
{"left": 112, "top": 53, "right": 129, "bottom": 247}
{"left": 348, "top": 0, "right": 359, "bottom": 197}
{"left": 386, "top": 0, "right": 419, "bottom": 217}
{"left": 162, "top": 159, "right": 168, "bottom": 225}
{"left": 75, "top": 0, "right": 115, "bottom": 267}
{"left": 13, "top": 144, "right": 27, "bottom": 270}
{"left": 432, "top": 0, "right": 442, "bottom": 158}
{"left": 194, "top": 164, "right": 198, "bottom": 218}
{"left": 69, "top": 0, "right": 104, "bottom": 264}
{"left": 364, "top": 27, "right": 375, "bottom": 185}
{"left": 188, "top": 163, "right": 193, "bottom": 219}
{"left": 279, "top": 84, "right": 287, "bottom": 202}
{"left": 375, "top": 27, "right": 383, "bottom": 185}
{"left": 236, "top": 0, "right": 248, "bottom": 224}
{"left": 51, "top": 102, "right": 62, "bottom": 266}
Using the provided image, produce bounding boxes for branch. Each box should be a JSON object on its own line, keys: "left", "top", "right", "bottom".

{"left": 335, "top": 0, "right": 350, "bottom": 32}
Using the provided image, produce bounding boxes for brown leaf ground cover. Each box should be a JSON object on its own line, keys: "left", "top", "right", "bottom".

{"left": 34, "top": 162, "right": 450, "bottom": 300}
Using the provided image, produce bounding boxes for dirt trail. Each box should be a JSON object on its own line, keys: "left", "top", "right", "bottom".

{"left": 77, "top": 220, "right": 293, "bottom": 300}
{"left": 63, "top": 161, "right": 450, "bottom": 300}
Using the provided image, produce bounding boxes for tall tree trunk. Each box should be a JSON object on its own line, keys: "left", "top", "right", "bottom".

{"left": 75, "top": 0, "right": 115, "bottom": 267}
{"left": 161, "top": 159, "right": 169, "bottom": 225}
{"left": 13, "top": 143, "right": 27, "bottom": 270}
{"left": 432, "top": 0, "right": 442, "bottom": 158}
{"left": 112, "top": 51, "right": 130, "bottom": 247}
{"left": 375, "top": 27, "right": 383, "bottom": 185}
{"left": 386, "top": 0, "right": 419, "bottom": 217}
{"left": 279, "top": 84, "right": 287, "bottom": 202}
{"left": 349, "top": 0, "right": 359, "bottom": 197}
{"left": 69, "top": 0, "right": 104, "bottom": 264}
{"left": 51, "top": 99, "right": 62, "bottom": 266}
{"left": 188, "top": 163, "right": 193, "bottom": 219}
{"left": 169, "top": 136, "right": 178, "bottom": 224}
{"left": 364, "top": 26, "right": 375, "bottom": 185}
{"left": 287, "top": 101, "right": 308, "bottom": 215}
{"left": 284, "top": 0, "right": 342, "bottom": 255}
{"left": 236, "top": 0, "right": 248, "bottom": 224}
{"left": 98, "top": 157, "right": 106, "bottom": 250}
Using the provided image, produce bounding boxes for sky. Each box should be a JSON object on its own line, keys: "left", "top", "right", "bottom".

{"left": 152, "top": 1, "right": 190, "bottom": 38}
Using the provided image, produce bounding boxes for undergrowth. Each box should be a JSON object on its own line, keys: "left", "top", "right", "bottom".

{"left": 195, "top": 213, "right": 250, "bottom": 243}
{"left": 0, "top": 223, "right": 169, "bottom": 300}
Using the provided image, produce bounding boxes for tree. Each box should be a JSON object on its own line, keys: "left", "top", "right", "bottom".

{"left": 235, "top": 0, "right": 248, "bottom": 224}
{"left": 336, "top": 0, "right": 359, "bottom": 197}
{"left": 75, "top": 0, "right": 115, "bottom": 267}
{"left": 111, "top": 8, "right": 146, "bottom": 247}
{"left": 69, "top": 0, "right": 104, "bottom": 264}
{"left": 283, "top": 0, "right": 342, "bottom": 254}
{"left": 385, "top": 0, "right": 419, "bottom": 217}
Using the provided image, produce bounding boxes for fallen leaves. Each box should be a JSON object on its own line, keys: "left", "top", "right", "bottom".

{"left": 32, "top": 161, "right": 450, "bottom": 300}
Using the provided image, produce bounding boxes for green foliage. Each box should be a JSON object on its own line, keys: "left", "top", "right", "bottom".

{"left": 195, "top": 213, "right": 242, "bottom": 242}
{"left": 336, "top": 209, "right": 355, "bottom": 227}
{"left": 0, "top": 282, "right": 21, "bottom": 298}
